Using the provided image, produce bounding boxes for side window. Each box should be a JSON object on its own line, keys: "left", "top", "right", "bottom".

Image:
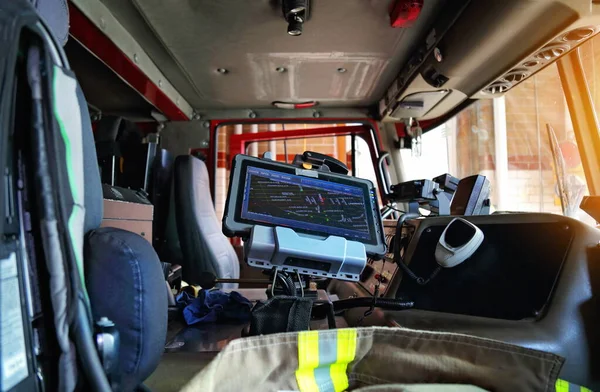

{"left": 404, "top": 62, "right": 594, "bottom": 225}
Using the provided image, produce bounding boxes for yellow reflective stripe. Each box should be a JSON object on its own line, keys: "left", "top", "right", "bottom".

{"left": 556, "top": 379, "right": 594, "bottom": 392}
{"left": 296, "top": 329, "right": 358, "bottom": 392}
{"left": 330, "top": 329, "right": 357, "bottom": 392}
{"left": 556, "top": 379, "right": 570, "bottom": 392}
{"left": 296, "top": 331, "right": 320, "bottom": 392}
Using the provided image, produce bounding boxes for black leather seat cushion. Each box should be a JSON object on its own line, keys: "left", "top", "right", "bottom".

{"left": 85, "top": 228, "right": 168, "bottom": 391}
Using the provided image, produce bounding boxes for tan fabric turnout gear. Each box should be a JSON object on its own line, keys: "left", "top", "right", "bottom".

{"left": 181, "top": 327, "right": 565, "bottom": 392}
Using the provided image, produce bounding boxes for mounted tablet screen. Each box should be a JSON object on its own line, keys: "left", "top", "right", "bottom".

{"left": 223, "top": 155, "right": 386, "bottom": 258}
{"left": 241, "top": 165, "right": 372, "bottom": 241}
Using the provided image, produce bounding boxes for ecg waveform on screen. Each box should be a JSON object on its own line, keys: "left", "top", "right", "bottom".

{"left": 246, "top": 174, "right": 369, "bottom": 233}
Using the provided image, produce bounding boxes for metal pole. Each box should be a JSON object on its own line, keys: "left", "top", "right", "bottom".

{"left": 557, "top": 49, "right": 600, "bottom": 196}
{"left": 493, "top": 96, "right": 508, "bottom": 211}
{"left": 233, "top": 124, "right": 243, "bottom": 157}
{"left": 249, "top": 124, "right": 259, "bottom": 157}
{"left": 110, "top": 156, "right": 116, "bottom": 186}
{"left": 534, "top": 75, "right": 543, "bottom": 212}
{"left": 351, "top": 134, "right": 357, "bottom": 176}
{"left": 268, "top": 124, "right": 277, "bottom": 159}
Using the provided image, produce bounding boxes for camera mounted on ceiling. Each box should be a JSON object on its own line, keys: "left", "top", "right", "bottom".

{"left": 282, "top": 0, "right": 310, "bottom": 36}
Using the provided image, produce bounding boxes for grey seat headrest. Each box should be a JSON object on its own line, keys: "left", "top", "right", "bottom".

{"left": 31, "top": 0, "right": 70, "bottom": 47}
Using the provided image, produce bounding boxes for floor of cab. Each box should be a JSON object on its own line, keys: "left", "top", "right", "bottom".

{"left": 147, "top": 289, "right": 348, "bottom": 391}
{"left": 145, "top": 352, "right": 218, "bottom": 392}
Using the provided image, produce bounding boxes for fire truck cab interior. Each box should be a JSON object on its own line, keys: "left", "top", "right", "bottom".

{"left": 3, "top": 0, "right": 600, "bottom": 391}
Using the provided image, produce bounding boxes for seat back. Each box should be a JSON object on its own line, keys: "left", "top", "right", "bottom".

{"left": 82, "top": 114, "right": 168, "bottom": 390}
{"left": 148, "top": 148, "right": 175, "bottom": 255}
{"left": 71, "top": 37, "right": 167, "bottom": 392}
{"left": 173, "top": 155, "right": 239, "bottom": 287}
{"left": 94, "top": 116, "right": 148, "bottom": 189}
{"left": 85, "top": 228, "right": 167, "bottom": 391}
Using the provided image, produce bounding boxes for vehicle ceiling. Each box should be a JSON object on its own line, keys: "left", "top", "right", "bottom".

{"left": 74, "top": 0, "right": 600, "bottom": 120}
{"left": 93, "top": 0, "right": 445, "bottom": 110}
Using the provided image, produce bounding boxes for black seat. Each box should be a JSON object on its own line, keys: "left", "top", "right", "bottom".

{"left": 94, "top": 116, "right": 148, "bottom": 189}
{"left": 172, "top": 155, "right": 240, "bottom": 287}
{"left": 148, "top": 148, "right": 175, "bottom": 257}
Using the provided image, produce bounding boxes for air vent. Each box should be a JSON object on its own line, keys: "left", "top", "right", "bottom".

{"left": 476, "top": 25, "right": 600, "bottom": 99}
{"left": 502, "top": 69, "right": 529, "bottom": 83}
{"left": 535, "top": 44, "right": 569, "bottom": 61}
{"left": 522, "top": 60, "right": 539, "bottom": 68}
{"left": 483, "top": 82, "right": 511, "bottom": 95}
{"left": 563, "top": 27, "right": 595, "bottom": 43}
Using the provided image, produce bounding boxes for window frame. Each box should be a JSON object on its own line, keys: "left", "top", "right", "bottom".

{"left": 208, "top": 120, "right": 391, "bottom": 204}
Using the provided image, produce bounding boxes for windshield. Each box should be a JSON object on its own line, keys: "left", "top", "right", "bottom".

{"left": 403, "top": 49, "right": 598, "bottom": 226}
{"left": 214, "top": 123, "right": 382, "bottom": 220}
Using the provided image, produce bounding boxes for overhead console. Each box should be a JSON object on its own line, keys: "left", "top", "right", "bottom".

{"left": 380, "top": 0, "right": 600, "bottom": 122}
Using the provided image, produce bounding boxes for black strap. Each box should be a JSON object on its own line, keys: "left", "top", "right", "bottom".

{"left": 248, "top": 296, "right": 313, "bottom": 336}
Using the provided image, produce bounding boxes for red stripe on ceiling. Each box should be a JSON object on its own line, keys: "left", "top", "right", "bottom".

{"left": 68, "top": 2, "right": 190, "bottom": 121}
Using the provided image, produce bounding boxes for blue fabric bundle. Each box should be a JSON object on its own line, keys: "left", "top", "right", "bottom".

{"left": 176, "top": 290, "right": 252, "bottom": 325}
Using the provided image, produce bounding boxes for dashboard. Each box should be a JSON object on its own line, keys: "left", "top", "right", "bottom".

{"left": 330, "top": 213, "right": 600, "bottom": 390}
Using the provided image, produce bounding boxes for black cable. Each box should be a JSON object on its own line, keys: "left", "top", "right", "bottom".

{"left": 311, "top": 297, "right": 414, "bottom": 319}
{"left": 394, "top": 213, "right": 441, "bottom": 285}
{"left": 332, "top": 297, "right": 414, "bottom": 312}
{"left": 333, "top": 297, "right": 415, "bottom": 312}
{"left": 358, "top": 256, "right": 389, "bottom": 325}
{"left": 387, "top": 204, "right": 406, "bottom": 213}
{"left": 355, "top": 212, "right": 422, "bottom": 325}
{"left": 276, "top": 272, "right": 297, "bottom": 296}
{"left": 393, "top": 212, "right": 420, "bottom": 265}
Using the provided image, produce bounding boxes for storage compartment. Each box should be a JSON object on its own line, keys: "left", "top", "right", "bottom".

{"left": 101, "top": 185, "right": 153, "bottom": 242}
{"left": 397, "top": 221, "right": 573, "bottom": 320}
